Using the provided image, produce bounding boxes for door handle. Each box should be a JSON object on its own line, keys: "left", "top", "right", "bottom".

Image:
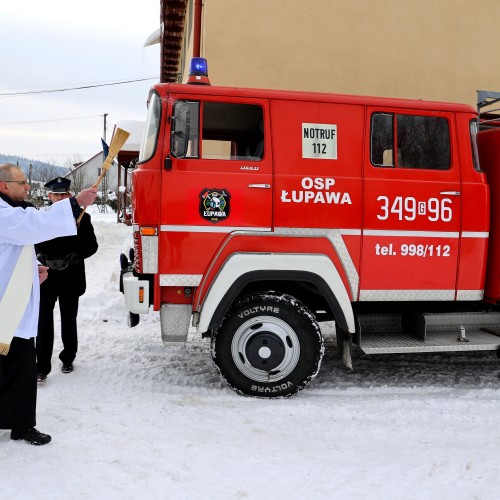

{"left": 439, "top": 191, "right": 460, "bottom": 196}
{"left": 249, "top": 184, "right": 271, "bottom": 189}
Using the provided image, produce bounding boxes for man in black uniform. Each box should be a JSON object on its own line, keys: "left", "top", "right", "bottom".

{"left": 35, "top": 177, "right": 98, "bottom": 381}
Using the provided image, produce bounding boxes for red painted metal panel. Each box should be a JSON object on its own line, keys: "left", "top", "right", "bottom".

{"left": 478, "top": 129, "right": 500, "bottom": 303}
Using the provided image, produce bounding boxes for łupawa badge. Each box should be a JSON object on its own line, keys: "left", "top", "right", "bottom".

{"left": 200, "top": 188, "right": 231, "bottom": 223}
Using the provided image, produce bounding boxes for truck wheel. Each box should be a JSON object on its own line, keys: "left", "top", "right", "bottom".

{"left": 211, "top": 293, "right": 324, "bottom": 398}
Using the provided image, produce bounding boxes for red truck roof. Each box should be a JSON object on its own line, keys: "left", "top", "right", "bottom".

{"left": 154, "top": 82, "right": 476, "bottom": 114}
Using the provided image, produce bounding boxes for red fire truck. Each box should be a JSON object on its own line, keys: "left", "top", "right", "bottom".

{"left": 120, "top": 59, "right": 500, "bottom": 398}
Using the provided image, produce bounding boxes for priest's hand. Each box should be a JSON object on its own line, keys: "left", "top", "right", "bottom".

{"left": 38, "top": 265, "right": 49, "bottom": 284}
{"left": 75, "top": 187, "right": 98, "bottom": 207}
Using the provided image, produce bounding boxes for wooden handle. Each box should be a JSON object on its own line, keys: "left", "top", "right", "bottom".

{"left": 75, "top": 128, "right": 131, "bottom": 225}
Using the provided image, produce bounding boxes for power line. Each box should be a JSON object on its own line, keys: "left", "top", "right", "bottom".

{"left": 20, "top": 153, "right": 96, "bottom": 158}
{"left": 0, "top": 76, "right": 155, "bottom": 92}
{"left": 0, "top": 114, "right": 102, "bottom": 125}
{"left": 0, "top": 77, "right": 159, "bottom": 97}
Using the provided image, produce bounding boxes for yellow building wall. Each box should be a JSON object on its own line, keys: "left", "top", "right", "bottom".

{"left": 184, "top": 0, "right": 500, "bottom": 107}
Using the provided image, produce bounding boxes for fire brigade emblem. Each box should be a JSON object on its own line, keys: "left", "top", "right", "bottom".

{"left": 199, "top": 188, "right": 230, "bottom": 223}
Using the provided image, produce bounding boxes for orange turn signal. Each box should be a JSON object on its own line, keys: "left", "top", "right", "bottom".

{"left": 140, "top": 227, "right": 157, "bottom": 236}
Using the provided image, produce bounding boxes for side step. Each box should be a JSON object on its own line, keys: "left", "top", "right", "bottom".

{"left": 356, "top": 312, "right": 500, "bottom": 354}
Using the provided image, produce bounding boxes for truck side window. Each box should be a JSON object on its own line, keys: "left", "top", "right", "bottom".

{"left": 371, "top": 113, "right": 394, "bottom": 166}
{"left": 201, "top": 102, "right": 264, "bottom": 161}
{"left": 371, "top": 113, "right": 451, "bottom": 170}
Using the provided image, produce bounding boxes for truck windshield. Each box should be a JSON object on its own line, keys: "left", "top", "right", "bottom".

{"left": 139, "top": 91, "right": 161, "bottom": 163}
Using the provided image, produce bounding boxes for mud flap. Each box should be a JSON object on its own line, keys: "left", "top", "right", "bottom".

{"left": 337, "top": 326, "right": 353, "bottom": 370}
{"left": 128, "top": 312, "right": 140, "bottom": 328}
{"left": 342, "top": 335, "right": 353, "bottom": 370}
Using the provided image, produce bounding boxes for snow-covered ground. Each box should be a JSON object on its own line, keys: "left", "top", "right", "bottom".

{"left": 3, "top": 206, "right": 500, "bottom": 499}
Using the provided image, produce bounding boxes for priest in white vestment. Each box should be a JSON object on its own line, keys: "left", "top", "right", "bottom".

{"left": 0, "top": 163, "right": 97, "bottom": 445}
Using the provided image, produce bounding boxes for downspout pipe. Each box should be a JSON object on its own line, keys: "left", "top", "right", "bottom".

{"left": 193, "top": 0, "right": 203, "bottom": 57}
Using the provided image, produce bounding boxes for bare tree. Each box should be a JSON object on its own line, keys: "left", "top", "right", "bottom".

{"left": 64, "top": 154, "right": 83, "bottom": 170}
{"left": 68, "top": 166, "right": 86, "bottom": 195}
{"left": 25, "top": 164, "right": 60, "bottom": 207}
{"left": 63, "top": 154, "right": 85, "bottom": 194}
{"left": 27, "top": 179, "right": 46, "bottom": 207}
{"left": 36, "top": 164, "right": 60, "bottom": 184}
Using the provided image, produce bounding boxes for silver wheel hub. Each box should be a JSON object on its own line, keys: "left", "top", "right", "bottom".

{"left": 231, "top": 315, "right": 300, "bottom": 382}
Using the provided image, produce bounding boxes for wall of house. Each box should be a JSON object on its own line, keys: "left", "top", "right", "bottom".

{"left": 185, "top": 0, "right": 500, "bottom": 107}
{"left": 66, "top": 154, "right": 119, "bottom": 193}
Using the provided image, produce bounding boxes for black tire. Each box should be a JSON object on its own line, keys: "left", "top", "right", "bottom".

{"left": 211, "top": 292, "right": 324, "bottom": 398}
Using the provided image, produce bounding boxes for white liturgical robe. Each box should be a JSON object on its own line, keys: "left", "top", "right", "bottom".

{"left": 0, "top": 197, "right": 77, "bottom": 339}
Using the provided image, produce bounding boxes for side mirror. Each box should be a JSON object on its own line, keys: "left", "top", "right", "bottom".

{"left": 170, "top": 104, "right": 191, "bottom": 158}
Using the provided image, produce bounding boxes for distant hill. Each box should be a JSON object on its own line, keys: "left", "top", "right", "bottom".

{"left": 0, "top": 154, "right": 69, "bottom": 181}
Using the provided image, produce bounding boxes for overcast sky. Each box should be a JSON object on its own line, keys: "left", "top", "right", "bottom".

{"left": 0, "top": 0, "right": 161, "bottom": 164}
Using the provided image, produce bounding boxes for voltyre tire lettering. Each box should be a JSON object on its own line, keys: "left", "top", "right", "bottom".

{"left": 211, "top": 292, "right": 324, "bottom": 398}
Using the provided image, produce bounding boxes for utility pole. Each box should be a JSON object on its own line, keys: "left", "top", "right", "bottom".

{"left": 101, "top": 112, "right": 109, "bottom": 213}
{"left": 103, "top": 113, "right": 108, "bottom": 141}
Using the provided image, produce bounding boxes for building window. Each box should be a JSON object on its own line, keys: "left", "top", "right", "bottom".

{"left": 371, "top": 113, "right": 450, "bottom": 170}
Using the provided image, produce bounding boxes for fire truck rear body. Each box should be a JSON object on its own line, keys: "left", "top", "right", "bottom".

{"left": 121, "top": 71, "right": 500, "bottom": 397}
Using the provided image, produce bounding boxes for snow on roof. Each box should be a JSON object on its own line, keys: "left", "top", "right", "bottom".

{"left": 114, "top": 120, "right": 144, "bottom": 152}
{"left": 144, "top": 27, "right": 161, "bottom": 47}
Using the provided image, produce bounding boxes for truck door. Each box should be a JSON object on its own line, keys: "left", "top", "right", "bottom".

{"left": 159, "top": 96, "right": 272, "bottom": 277}
{"left": 360, "top": 108, "right": 461, "bottom": 301}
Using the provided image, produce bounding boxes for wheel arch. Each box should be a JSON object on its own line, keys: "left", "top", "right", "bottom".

{"left": 196, "top": 253, "right": 355, "bottom": 334}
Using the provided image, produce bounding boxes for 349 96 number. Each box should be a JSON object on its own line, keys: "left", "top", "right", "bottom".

{"left": 377, "top": 196, "right": 453, "bottom": 222}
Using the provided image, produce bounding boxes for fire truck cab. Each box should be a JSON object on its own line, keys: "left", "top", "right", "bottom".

{"left": 121, "top": 60, "right": 500, "bottom": 398}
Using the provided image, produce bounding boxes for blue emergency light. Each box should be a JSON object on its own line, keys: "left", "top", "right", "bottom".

{"left": 186, "top": 57, "right": 210, "bottom": 85}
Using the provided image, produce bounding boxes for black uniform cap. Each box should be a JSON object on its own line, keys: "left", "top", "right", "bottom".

{"left": 44, "top": 177, "right": 71, "bottom": 193}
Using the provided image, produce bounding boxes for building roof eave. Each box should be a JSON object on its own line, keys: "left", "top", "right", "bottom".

{"left": 160, "top": 0, "right": 188, "bottom": 83}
